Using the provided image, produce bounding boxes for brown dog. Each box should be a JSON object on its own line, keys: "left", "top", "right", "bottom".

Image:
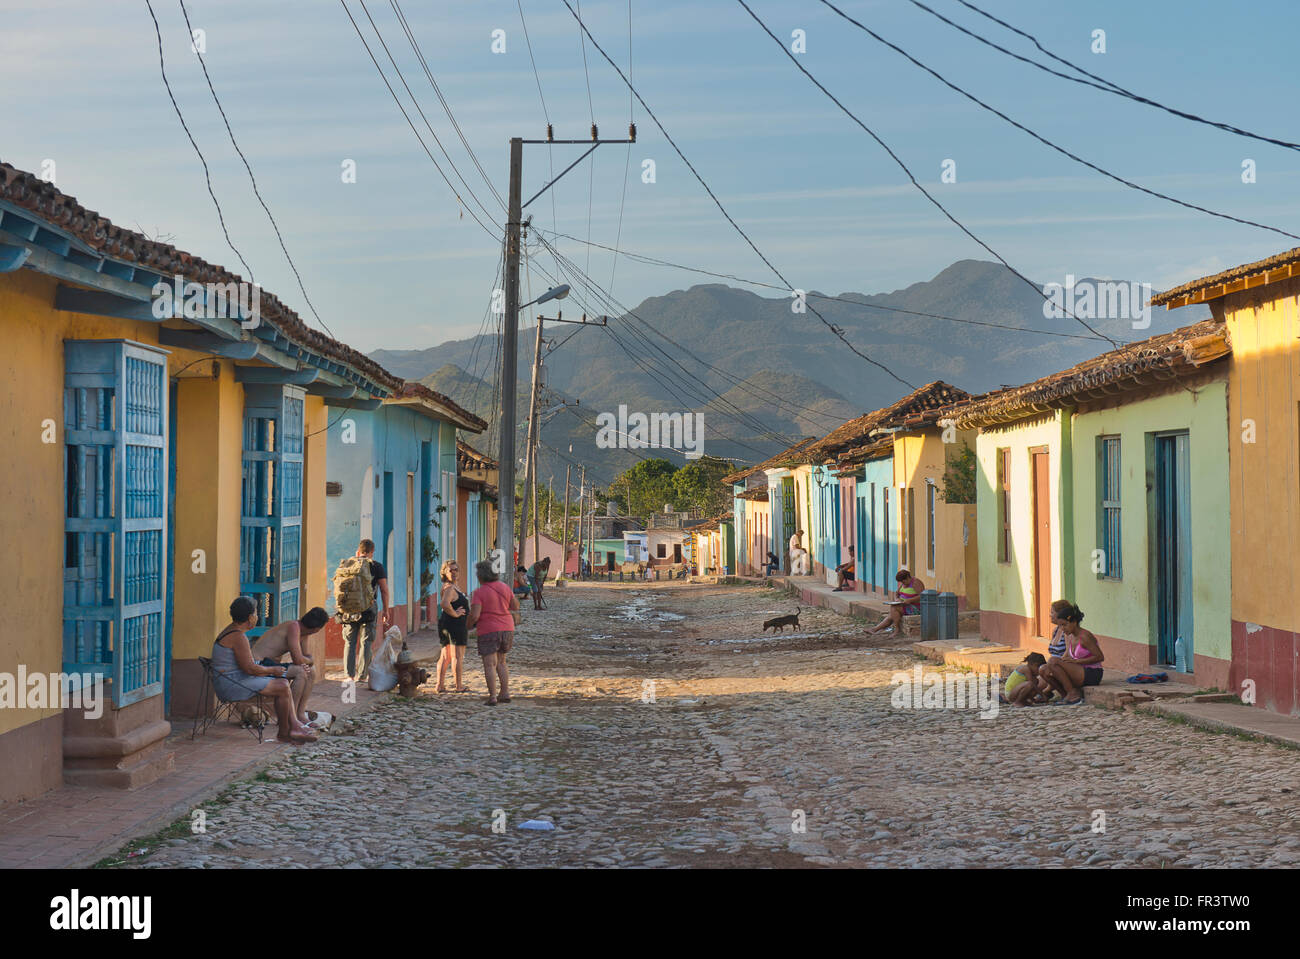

{"left": 762, "top": 608, "right": 801, "bottom": 633}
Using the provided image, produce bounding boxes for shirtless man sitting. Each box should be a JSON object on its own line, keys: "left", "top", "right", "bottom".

{"left": 251, "top": 607, "right": 330, "bottom": 728}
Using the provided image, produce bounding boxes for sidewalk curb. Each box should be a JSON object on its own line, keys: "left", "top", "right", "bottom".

{"left": 75, "top": 686, "right": 398, "bottom": 869}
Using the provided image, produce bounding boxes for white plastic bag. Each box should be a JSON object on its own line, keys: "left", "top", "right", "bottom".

{"left": 368, "top": 625, "right": 402, "bottom": 691}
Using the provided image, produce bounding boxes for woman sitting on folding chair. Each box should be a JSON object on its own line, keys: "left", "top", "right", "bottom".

{"left": 212, "top": 596, "right": 317, "bottom": 745}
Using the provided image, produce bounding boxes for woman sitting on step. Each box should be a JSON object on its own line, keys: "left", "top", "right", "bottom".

{"left": 866, "top": 569, "right": 924, "bottom": 635}
{"left": 1037, "top": 600, "right": 1104, "bottom": 705}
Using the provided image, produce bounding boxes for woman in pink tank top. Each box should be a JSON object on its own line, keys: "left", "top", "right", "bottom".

{"left": 468, "top": 558, "right": 519, "bottom": 706}
{"left": 1040, "top": 600, "right": 1104, "bottom": 704}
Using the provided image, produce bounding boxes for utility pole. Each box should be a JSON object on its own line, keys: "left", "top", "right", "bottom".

{"left": 518, "top": 305, "right": 545, "bottom": 567}
{"left": 547, "top": 475, "right": 554, "bottom": 529}
{"left": 496, "top": 124, "right": 635, "bottom": 572}
{"left": 496, "top": 136, "right": 523, "bottom": 571}
{"left": 577, "top": 466, "right": 586, "bottom": 579}
{"left": 561, "top": 464, "right": 571, "bottom": 575}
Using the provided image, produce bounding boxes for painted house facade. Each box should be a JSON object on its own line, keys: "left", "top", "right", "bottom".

{"left": 0, "top": 162, "right": 395, "bottom": 803}
{"left": 1152, "top": 250, "right": 1300, "bottom": 714}
{"left": 322, "top": 385, "right": 485, "bottom": 652}
{"left": 953, "top": 320, "right": 1232, "bottom": 686}
{"left": 455, "top": 441, "right": 498, "bottom": 593}
{"left": 792, "top": 381, "right": 971, "bottom": 593}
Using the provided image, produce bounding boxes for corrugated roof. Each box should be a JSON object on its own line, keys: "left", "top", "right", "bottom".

{"left": 0, "top": 160, "right": 400, "bottom": 391}
{"left": 949, "top": 319, "right": 1229, "bottom": 427}
{"left": 1150, "top": 246, "right": 1300, "bottom": 308}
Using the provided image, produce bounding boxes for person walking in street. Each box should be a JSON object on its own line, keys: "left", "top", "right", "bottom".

{"left": 333, "top": 538, "right": 390, "bottom": 684}
{"left": 213, "top": 596, "right": 317, "bottom": 744}
{"left": 436, "top": 560, "right": 470, "bottom": 693}
{"left": 251, "top": 606, "right": 329, "bottom": 728}
{"left": 468, "top": 558, "right": 518, "bottom": 706}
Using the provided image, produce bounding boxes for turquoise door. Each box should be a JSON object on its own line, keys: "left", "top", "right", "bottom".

{"left": 1155, "top": 432, "right": 1193, "bottom": 666}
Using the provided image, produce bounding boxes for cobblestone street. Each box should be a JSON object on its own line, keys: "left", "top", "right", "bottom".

{"left": 110, "top": 583, "right": 1299, "bottom": 869}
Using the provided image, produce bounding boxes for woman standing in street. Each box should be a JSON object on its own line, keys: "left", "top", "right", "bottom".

{"left": 436, "top": 560, "right": 470, "bottom": 693}
{"left": 468, "top": 559, "right": 519, "bottom": 706}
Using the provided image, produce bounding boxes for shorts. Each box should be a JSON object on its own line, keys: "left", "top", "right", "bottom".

{"left": 1081, "top": 666, "right": 1104, "bottom": 687}
{"left": 477, "top": 630, "right": 514, "bottom": 658}
{"left": 901, "top": 603, "right": 920, "bottom": 616}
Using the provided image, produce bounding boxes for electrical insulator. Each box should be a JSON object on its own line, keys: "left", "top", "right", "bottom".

{"left": 629, "top": 122, "right": 636, "bottom": 141}
{"left": 591, "top": 123, "right": 598, "bottom": 141}
{"left": 546, "top": 123, "right": 553, "bottom": 142}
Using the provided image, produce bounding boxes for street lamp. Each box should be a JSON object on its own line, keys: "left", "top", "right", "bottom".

{"left": 521, "top": 284, "right": 569, "bottom": 310}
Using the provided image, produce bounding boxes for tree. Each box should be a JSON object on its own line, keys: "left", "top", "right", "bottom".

{"left": 939, "top": 442, "right": 976, "bottom": 505}
{"left": 671, "top": 455, "right": 736, "bottom": 516}
{"left": 613, "top": 458, "right": 678, "bottom": 519}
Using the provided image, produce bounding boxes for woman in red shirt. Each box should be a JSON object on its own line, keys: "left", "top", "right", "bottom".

{"left": 469, "top": 559, "right": 520, "bottom": 705}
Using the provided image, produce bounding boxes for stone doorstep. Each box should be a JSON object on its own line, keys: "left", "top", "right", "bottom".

{"left": 1134, "top": 699, "right": 1300, "bottom": 749}
{"left": 912, "top": 638, "right": 1215, "bottom": 706}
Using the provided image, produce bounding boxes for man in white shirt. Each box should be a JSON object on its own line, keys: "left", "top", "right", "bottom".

{"left": 788, "top": 529, "right": 809, "bottom": 575}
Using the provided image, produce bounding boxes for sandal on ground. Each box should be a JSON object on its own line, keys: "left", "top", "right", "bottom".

{"left": 497, "top": 695, "right": 511, "bottom": 703}
{"left": 1053, "top": 696, "right": 1085, "bottom": 706}
{"left": 454, "top": 687, "right": 470, "bottom": 693}
{"left": 484, "top": 698, "right": 497, "bottom": 706}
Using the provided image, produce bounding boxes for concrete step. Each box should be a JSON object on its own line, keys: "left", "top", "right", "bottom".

{"left": 914, "top": 639, "right": 1024, "bottom": 677}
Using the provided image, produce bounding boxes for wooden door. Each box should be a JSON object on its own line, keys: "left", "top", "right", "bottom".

{"left": 1031, "top": 450, "right": 1052, "bottom": 637}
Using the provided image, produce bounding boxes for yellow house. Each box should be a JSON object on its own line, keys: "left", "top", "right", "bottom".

{"left": 886, "top": 406, "right": 980, "bottom": 608}
{"left": 0, "top": 161, "right": 397, "bottom": 802}
{"left": 1152, "top": 249, "right": 1300, "bottom": 714}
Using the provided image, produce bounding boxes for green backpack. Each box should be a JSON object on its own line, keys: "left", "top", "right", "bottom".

{"left": 333, "top": 557, "right": 376, "bottom": 619}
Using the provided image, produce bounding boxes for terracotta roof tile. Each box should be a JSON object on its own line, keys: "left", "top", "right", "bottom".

{"left": 796, "top": 381, "right": 970, "bottom": 465}
{"left": 1150, "top": 246, "right": 1300, "bottom": 307}
{"left": 0, "top": 160, "right": 400, "bottom": 391}
{"left": 949, "top": 319, "right": 1229, "bottom": 427}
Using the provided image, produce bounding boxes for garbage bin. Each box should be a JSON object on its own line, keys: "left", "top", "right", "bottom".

{"left": 919, "top": 589, "right": 939, "bottom": 641}
{"left": 937, "top": 592, "right": 958, "bottom": 641}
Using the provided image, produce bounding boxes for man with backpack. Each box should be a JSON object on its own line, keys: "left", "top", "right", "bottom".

{"left": 333, "top": 539, "right": 390, "bottom": 683}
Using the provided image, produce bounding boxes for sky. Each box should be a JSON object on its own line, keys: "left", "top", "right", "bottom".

{"left": 2, "top": 0, "right": 1298, "bottom": 355}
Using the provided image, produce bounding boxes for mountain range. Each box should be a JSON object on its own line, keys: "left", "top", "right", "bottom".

{"left": 370, "top": 259, "right": 1208, "bottom": 490}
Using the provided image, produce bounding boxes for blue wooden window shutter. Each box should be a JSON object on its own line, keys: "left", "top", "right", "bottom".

{"left": 63, "top": 339, "right": 169, "bottom": 708}
{"left": 240, "top": 384, "right": 305, "bottom": 636}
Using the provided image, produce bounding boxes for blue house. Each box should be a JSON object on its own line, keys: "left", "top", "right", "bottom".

{"left": 324, "top": 383, "right": 485, "bottom": 649}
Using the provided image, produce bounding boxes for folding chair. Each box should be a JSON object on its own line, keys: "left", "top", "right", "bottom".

{"left": 190, "top": 656, "right": 269, "bottom": 743}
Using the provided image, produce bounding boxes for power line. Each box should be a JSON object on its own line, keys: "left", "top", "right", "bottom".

{"left": 918, "top": 0, "right": 1300, "bottom": 154}
{"left": 144, "top": 0, "right": 254, "bottom": 279}
{"left": 814, "top": 0, "right": 1300, "bottom": 244}
{"left": 175, "top": 0, "right": 336, "bottom": 338}
{"left": 537, "top": 240, "right": 809, "bottom": 447}
{"left": 538, "top": 228, "right": 1114, "bottom": 343}
{"left": 561, "top": 0, "right": 916, "bottom": 387}
{"left": 338, "top": 0, "right": 501, "bottom": 241}
{"left": 515, "top": 0, "right": 562, "bottom": 274}
{"left": 388, "top": 0, "right": 507, "bottom": 212}
{"left": 540, "top": 239, "right": 850, "bottom": 436}
{"left": 356, "top": 0, "right": 501, "bottom": 226}
{"left": 609, "top": 0, "right": 634, "bottom": 295}
{"left": 734, "top": 0, "right": 1116, "bottom": 346}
